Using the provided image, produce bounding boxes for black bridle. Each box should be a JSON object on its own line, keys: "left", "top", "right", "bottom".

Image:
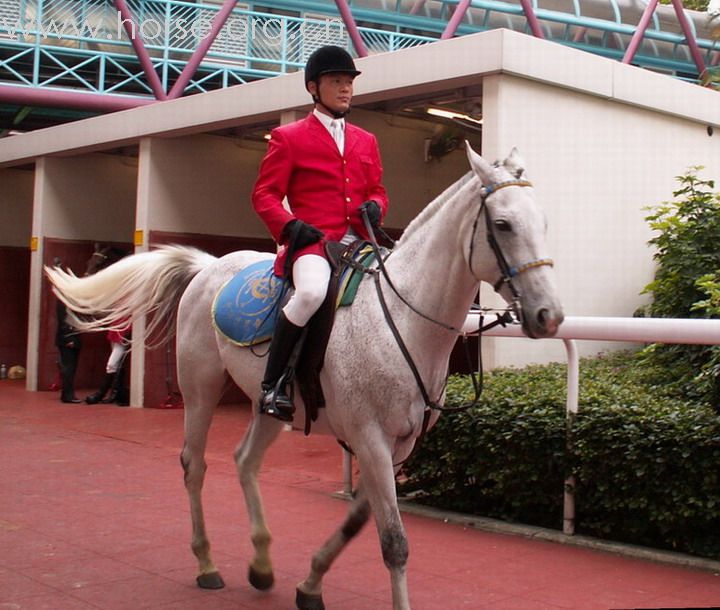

{"left": 359, "top": 178, "right": 554, "bottom": 420}
{"left": 469, "top": 179, "right": 554, "bottom": 322}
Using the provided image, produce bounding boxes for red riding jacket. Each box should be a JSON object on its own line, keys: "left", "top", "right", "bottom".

{"left": 252, "top": 112, "right": 389, "bottom": 276}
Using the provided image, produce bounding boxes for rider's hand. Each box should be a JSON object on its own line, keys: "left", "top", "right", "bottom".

{"left": 359, "top": 200, "right": 382, "bottom": 229}
{"left": 282, "top": 219, "right": 324, "bottom": 251}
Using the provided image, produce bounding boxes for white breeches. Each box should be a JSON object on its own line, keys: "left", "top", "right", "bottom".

{"left": 283, "top": 254, "right": 331, "bottom": 327}
{"left": 106, "top": 342, "right": 128, "bottom": 374}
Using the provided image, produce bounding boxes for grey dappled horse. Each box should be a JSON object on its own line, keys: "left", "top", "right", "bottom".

{"left": 46, "top": 143, "right": 563, "bottom": 610}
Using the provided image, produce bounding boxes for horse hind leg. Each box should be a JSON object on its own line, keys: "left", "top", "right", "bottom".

{"left": 296, "top": 484, "right": 372, "bottom": 610}
{"left": 180, "top": 440, "right": 225, "bottom": 589}
{"left": 233, "top": 412, "right": 284, "bottom": 592}
{"left": 179, "top": 369, "right": 228, "bottom": 590}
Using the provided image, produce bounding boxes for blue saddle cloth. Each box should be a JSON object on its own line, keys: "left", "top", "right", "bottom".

{"left": 212, "top": 260, "right": 285, "bottom": 346}
{"left": 212, "top": 246, "right": 379, "bottom": 347}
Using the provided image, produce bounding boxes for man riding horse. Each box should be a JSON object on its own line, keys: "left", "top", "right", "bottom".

{"left": 252, "top": 45, "right": 389, "bottom": 422}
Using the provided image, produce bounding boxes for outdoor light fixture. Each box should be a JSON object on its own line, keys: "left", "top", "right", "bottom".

{"left": 426, "top": 107, "right": 483, "bottom": 125}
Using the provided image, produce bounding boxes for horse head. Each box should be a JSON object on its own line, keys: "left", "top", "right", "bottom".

{"left": 465, "top": 143, "right": 564, "bottom": 339}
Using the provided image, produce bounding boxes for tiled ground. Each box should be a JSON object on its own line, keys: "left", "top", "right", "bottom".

{"left": 2, "top": 379, "right": 720, "bottom": 609}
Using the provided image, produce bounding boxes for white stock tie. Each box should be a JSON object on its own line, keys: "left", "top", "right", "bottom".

{"left": 330, "top": 120, "right": 344, "bottom": 155}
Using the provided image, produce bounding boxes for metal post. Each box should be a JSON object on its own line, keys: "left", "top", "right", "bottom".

{"left": 670, "top": 0, "right": 707, "bottom": 77}
{"left": 168, "top": 0, "right": 240, "bottom": 99}
{"left": 622, "top": 0, "right": 659, "bottom": 64}
{"left": 333, "top": 0, "right": 369, "bottom": 57}
{"left": 342, "top": 447, "right": 353, "bottom": 496}
{"left": 409, "top": 0, "right": 427, "bottom": 15}
{"left": 517, "top": 0, "right": 546, "bottom": 39}
{"left": 562, "top": 338, "right": 579, "bottom": 535}
{"left": 0, "top": 84, "right": 155, "bottom": 111}
{"left": 113, "top": 0, "right": 168, "bottom": 100}
{"left": 441, "top": 0, "right": 472, "bottom": 40}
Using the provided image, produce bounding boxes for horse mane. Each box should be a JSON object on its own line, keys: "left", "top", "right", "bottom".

{"left": 396, "top": 171, "right": 476, "bottom": 246}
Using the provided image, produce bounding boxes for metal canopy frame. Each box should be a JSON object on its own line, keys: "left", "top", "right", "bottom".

{"left": 0, "top": 0, "right": 715, "bottom": 116}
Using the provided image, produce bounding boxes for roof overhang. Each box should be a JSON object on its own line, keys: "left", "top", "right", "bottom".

{"left": 1, "top": 28, "right": 717, "bottom": 168}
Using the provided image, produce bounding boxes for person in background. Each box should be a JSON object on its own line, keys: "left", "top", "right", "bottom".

{"left": 54, "top": 259, "right": 82, "bottom": 404}
{"left": 85, "top": 323, "right": 130, "bottom": 406}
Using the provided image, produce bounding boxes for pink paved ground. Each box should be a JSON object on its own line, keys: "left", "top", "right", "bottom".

{"left": 2, "top": 379, "right": 720, "bottom": 609}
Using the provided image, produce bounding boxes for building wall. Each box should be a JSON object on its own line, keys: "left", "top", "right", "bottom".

{"left": 36, "top": 154, "right": 137, "bottom": 242}
{"left": 4, "top": 29, "right": 719, "bottom": 399}
{"left": 481, "top": 73, "right": 719, "bottom": 368}
{"left": 138, "top": 135, "right": 268, "bottom": 238}
{"left": 350, "top": 109, "right": 474, "bottom": 227}
{"left": 28, "top": 154, "right": 137, "bottom": 391}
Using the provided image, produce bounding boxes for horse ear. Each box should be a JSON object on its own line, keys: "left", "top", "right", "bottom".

{"left": 464, "top": 140, "right": 494, "bottom": 184}
{"left": 503, "top": 147, "right": 526, "bottom": 179}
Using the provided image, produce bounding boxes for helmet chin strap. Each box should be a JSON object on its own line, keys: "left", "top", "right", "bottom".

{"left": 312, "top": 92, "right": 350, "bottom": 119}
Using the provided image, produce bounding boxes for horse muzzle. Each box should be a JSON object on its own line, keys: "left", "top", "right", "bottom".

{"left": 521, "top": 305, "right": 564, "bottom": 339}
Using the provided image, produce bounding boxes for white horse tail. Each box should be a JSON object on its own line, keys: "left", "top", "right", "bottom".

{"left": 45, "top": 245, "right": 217, "bottom": 348}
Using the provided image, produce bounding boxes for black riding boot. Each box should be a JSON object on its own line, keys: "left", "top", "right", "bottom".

{"left": 85, "top": 372, "right": 114, "bottom": 404}
{"left": 104, "top": 361, "right": 129, "bottom": 406}
{"left": 259, "top": 312, "right": 305, "bottom": 422}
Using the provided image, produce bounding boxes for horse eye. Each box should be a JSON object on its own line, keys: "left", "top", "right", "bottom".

{"left": 494, "top": 219, "right": 512, "bottom": 232}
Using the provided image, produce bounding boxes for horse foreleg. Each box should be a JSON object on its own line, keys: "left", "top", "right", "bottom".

{"left": 354, "top": 442, "right": 411, "bottom": 610}
{"left": 296, "top": 484, "right": 371, "bottom": 610}
{"left": 234, "top": 413, "right": 283, "bottom": 591}
{"left": 180, "top": 402, "right": 225, "bottom": 589}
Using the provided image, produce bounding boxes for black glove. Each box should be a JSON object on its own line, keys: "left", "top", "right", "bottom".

{"left": 359, "top": 200, "right": 382, "bottom": 229}
{"left": 282, "top": 219, "right": 324, "bottom": 251}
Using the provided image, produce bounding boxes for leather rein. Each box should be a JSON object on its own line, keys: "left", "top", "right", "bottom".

{"left": 359, "top": 178, "right": 554, "bottom": 430}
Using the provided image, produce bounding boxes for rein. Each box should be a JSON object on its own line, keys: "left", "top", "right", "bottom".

{"left": 357, "top": 177, "right": 554, "bottom": 459}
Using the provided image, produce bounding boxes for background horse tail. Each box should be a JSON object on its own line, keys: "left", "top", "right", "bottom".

{"left": 45, "top": 245, "right": 217, "bottom": 348}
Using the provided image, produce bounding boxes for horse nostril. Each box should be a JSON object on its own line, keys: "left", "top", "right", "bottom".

{"left": 537, "top": 308, "right": 549, "bottom": 327}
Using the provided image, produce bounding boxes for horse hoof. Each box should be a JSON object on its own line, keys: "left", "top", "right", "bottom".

{"left": 296, "top": 588, "right": 325, "bottom": 610}
{"left": 248, "top": 566, "right": 274, "bottom": 590}
{"left": 196, "top": 571, "right": 225, "bottom": 589}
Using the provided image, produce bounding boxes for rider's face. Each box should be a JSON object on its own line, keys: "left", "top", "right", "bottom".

{"left": 310, "top": 73, "right": 354, "bottom": 115}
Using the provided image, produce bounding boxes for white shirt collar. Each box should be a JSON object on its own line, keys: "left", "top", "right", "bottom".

{"left": 313, "top": 108, "right": 344, "bottom": 132}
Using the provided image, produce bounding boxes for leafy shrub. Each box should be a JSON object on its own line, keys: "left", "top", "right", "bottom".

{"left": 399, "top": 351, "right": 720, "bottom": 558}
{"left": 638, "top": 168, "right": 720, "bottom": 408}
{"left": 400, "top": 362, "right": 568, "bottom": 529}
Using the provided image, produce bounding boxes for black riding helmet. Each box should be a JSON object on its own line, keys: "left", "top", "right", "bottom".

{"left": 304, "top": 45, "right": 361, "bottom": 89}
{"left": 304, "top": 46, "right": 361, "bottom": 118}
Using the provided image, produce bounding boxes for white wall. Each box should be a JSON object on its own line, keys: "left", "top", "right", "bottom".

{"left": 351, "top": 109, "right": 472, "bottom": 227}
{"left": 136, "top": 116, "right": 473, "bottom": 240}
{"left": 0, "top": 168, "right": 33, "bottom": 246}
{"left": 34, "top": 154, "right": 137, "bottom": 241}
{"left": 481, "top": 73, "right": 720, "bottom": 368}
{"left": 137, "top": 134, "right": 268, "bottom": 238}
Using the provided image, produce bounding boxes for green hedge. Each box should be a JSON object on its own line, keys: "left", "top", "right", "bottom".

{"left": 399, "top": 351, "right": 720, "bottom": 559}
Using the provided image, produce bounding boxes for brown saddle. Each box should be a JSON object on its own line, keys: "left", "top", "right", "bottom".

{"left": 295, "top": 240, "right": 370, "bottom": 435}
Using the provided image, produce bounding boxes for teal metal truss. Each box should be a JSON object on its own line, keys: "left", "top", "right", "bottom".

{"left": 0, "top": 0, "right": 717, "bottom": 109}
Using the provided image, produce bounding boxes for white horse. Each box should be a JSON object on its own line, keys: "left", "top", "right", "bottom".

{"left": 46, "top": 143, "right": 563, "bottom": 610}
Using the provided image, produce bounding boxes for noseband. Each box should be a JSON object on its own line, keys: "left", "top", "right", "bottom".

{"left": 469, "top": 179, "right": 554, "bottom": 318}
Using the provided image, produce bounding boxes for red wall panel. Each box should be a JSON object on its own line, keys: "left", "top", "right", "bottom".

{"left": 0, "top": 246, "right": 30, "bottom": 371}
